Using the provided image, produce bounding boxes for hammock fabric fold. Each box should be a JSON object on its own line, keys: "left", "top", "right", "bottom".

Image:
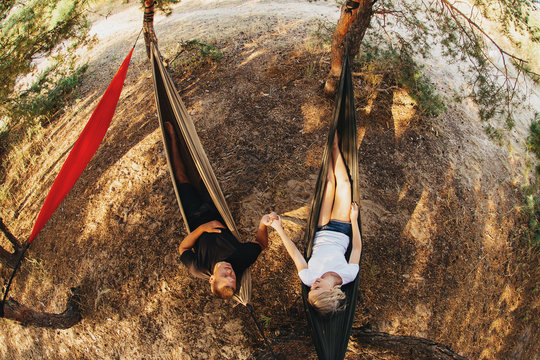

{"left": 150, "top": 42, "right": 251, "bottom": 305}
{"left": 28, "top": 48, "right": 134, "bottom": 244}
{"left": 301, "top": 54, "right": 362, "bottom": 360}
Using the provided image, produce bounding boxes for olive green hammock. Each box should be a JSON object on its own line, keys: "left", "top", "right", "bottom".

{"left": 150, "top": 42, "right": 251, "bottom": 306}
{"left": 302, "top": 54, "right": 363, "bottom": 360}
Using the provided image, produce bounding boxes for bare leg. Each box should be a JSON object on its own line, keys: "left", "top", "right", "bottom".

{"left": 318, "top": 153, "right": 335, "bottom": 226}
{"left": 164, "top": 122, "right": 189, "bottom": 184}
{"left": 330, "top": 133, "right": 351, "bottom": 222}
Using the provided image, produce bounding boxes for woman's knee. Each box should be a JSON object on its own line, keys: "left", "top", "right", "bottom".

{"left": 325, "top": 172, "right": 336, "bottom": 186}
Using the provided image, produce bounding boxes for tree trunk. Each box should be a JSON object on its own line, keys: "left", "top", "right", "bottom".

{"left": 0, "top": 246, "right": 23, "bottom": 269}
{"left": 352, "top": 327, "right": 468, "bottom": 360}
{"left": 324, "top": 0, "right": 374, "bottom": 96}
{"left": 0, "top": 217, "right": 24, "bottom": 269}
{"left": 0, "top": 217, "right": 22, "bottom": 248}
{"left": 143, "top": 0, "right": 158, "bottom": 59}
{"left": 2, "top": 287, "right": 82, "bottom": 329}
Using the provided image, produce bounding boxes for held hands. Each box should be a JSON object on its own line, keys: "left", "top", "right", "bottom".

{"left": 261, "top": 212, "right": 282, "bottom": 230}
{"left": 350, "top": 202, "right": 359, "bottom": 222}
{"left": 261, "top": 212, "right": 278, "bottom": 226}
{"left": 200, "top": 220, "right": 226, "bottom": 233}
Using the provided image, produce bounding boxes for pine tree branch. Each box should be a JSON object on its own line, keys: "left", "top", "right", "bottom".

{"left": 438, "top": 0, "right": 526, "bottom": 63}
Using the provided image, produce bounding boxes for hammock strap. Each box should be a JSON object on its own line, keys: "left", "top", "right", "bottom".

{"left": 0, "top": 242, "right": 30, "bottom": 318}
{"left": 246, "top": 304, "right": 278, "bottom": 360}
{"left": 133, "top": 28, "right": 143, "bottom": 49}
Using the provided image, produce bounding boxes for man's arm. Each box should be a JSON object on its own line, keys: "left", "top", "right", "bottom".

{"left": 348, "top": 203, "right": 362, "bottom": 265}
{"left": 255, "top": 212, "right": 279, "bottom": 250}
{"left": 255, "top": 222, "right": 269, "bottom": 250}
{"left": 178, "top": 220, "right": 225, "bottom": 255}
{"left": 270, "top": 216, "right": 308, "bottom": 272}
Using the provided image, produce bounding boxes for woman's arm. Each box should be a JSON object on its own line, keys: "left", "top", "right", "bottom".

{"left": 348, "top": 203, "right": 362, "bottom": 265}
{"left": 270, "top": 216, "right": 308, "bottom": 272}
{"left": 178, "top": 220, "right": 225, "bottom": 255}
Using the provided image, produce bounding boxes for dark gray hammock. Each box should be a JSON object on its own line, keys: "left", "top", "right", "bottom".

{"left": 150, "top": 42, "right": 251, "bottom": 305}
{"left": 301, "top": 54, "right": 362, "bottom": 360}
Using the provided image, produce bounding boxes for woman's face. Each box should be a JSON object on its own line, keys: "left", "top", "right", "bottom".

{"left": 308, "top": 277, "right": 333, "bottom": 302}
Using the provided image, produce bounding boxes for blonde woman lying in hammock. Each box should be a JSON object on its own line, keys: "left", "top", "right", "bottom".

{"left": 267, "top": 134, "right": 362, "bottom": 316}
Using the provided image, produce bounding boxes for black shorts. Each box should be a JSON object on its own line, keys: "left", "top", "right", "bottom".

{"left": 177, "top": 182, "right": 224, "bottom": 230}
{"left": 316, "top": 220, "right": 352, "bottom": 237}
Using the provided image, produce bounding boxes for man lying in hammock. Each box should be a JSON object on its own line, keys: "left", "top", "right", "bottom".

{"left": 164, "top": 122, "right": 275, "bottom": 299}
{"left": 269, "top": 133, "right": 362, "bottom": 315}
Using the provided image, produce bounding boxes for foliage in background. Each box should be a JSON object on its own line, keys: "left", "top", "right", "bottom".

{"left": 309, "top": 18, "right": 334, "bottom": 51}
{"left": 137, "top": 0, "right": 181, "bottom": 16}
{"left": 305, "top": 17, "right": 445, "bottom": 118}
{"left": 522, "top": 112, "right": 540, "bottom": 250}
{"left": 365, "top": 0, "right": 540, "bottom": 129}
{"left": 523, "top": 188, "right": 540, "bottom": 250}
{"left": 169, "top": 39, "right": 223, "bottom": 72}
{"left": 357, "top": 42, "right": 446, "bottom": 117}
{"left": 0, "top": 59, "right": 88, "bottom": 192}
{"left": 474, "top": 0, "right": 540, "bottom": 43}
{"left": 526, "top": 113, "right": 540, "bottom": 168}
{"left": 0, "top": 0, "right": 92, "bottom": 182}
{"left": 0, "top": 0, "right": 90, "bottom": 103}
{"left": 13, "top": 63, "right": 88, "bottom": 124}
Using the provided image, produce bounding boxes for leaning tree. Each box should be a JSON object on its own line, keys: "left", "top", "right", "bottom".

{"left": 142, "top": 0, "right": 180, "bottom": 58}
{"left": 325, "top": 0, "right": 539, "bottom": 126}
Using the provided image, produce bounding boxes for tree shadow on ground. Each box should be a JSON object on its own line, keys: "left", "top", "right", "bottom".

{"left": 346, "top": 76, "right": 532, "bottom": 359}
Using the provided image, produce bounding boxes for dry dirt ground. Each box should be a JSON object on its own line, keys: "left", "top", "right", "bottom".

{"left": 0, "top": 0, "right": 539, "bottom": 359}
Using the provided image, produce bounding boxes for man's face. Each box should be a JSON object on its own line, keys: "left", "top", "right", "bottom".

{"left": 212, "top": 261, "right": 237, "bottom": 291}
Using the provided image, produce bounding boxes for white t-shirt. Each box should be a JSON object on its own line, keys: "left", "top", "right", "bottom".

{"left": 298, "top": 230, "right": 359, "bottom": 286}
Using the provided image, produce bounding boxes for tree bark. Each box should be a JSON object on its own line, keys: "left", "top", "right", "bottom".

{"left": 0, "top": 217, "right": 22, "bottom": 248}
{"left": 0, "top": 217, "right": 24, "bottom": 269}
{"left": 143, "top": 0, "right": 158, "bottom": 59}
{"left": 0, "top": 246, "right": 23, "bottom": 269}
{"left": 324, "top": 0, "right": 374, "bottom": 96}
{"left": 2, "top": 287, "right": 82, "bottom": 329}
{"left": 352, "top": 327, "right": 468, "bottom": 360}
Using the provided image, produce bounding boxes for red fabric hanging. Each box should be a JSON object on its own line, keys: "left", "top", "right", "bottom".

{"left": 28, "top": 48, "right": 134, "bottom": 243}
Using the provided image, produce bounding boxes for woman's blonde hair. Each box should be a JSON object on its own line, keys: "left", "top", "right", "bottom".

{"left": 308, "top": 285, "right": 346, "bottom": 316}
